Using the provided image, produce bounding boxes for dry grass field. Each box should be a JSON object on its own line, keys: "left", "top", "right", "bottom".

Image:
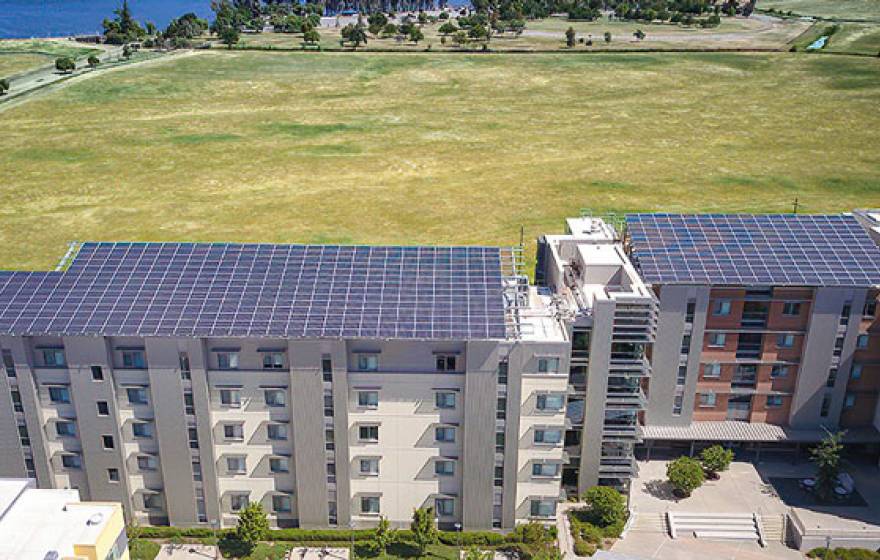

{"left": 0, "top": 51, "right": 878, "bottom": 271}
{"left": 0, "top": 39, "right": 100, "bottom": 76}
{"left": 757, "top": 0, "right": 880, "bottom": 20}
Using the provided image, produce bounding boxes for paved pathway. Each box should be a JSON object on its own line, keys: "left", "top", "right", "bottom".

{"left": 158, "top": 544, "right": 219, "bottom": 559}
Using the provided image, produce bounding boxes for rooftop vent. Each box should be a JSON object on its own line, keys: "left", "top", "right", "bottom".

{"left": 86, "top": 512, "right": 104, "bottom": 526}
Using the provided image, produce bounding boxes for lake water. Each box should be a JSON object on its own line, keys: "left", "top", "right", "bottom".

{"left": 0, "top": 0, "right": 214, "bottom": 39}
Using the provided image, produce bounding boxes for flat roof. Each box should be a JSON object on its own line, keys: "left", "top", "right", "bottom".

{"left": 0, "top": 242, "right": 508, "bottom": 340}
{"left": 626, "top": 213, "right": 880, "bottom": 287}
{"left": 642, "top": 421, "right": 880, "bottom": 443}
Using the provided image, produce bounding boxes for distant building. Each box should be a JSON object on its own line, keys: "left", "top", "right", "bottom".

{"left": 0, "top": 478, "right": 127, "bottom": 560}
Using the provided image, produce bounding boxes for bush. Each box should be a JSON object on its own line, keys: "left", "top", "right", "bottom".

{"left": 508, "top": 522, "right": 555, "bottom": 544}
{"left": 573, "top": 539, "right": 597, "bottom": 556}
{"left": 218, "top": 532, "right": 253, "bottom": 558}
{"left": 582, "top": 486, "right": 627, "bottom": 527}
{"left": 807, "top": 548, "right": 880, "bottom": 560}
{"left": 55, "top": 56, "right": 75, "bottom": 73}
{"left": 130, "top": 539, "right": 160, "bottom": 560}
{"left": 355, "top": 541, "right": 381, "bottom": 557}
{"left": 576, "top": 523, "right": 603, "bottom": 545}
{"left": 700, "top": 445, "right": 733, "bottom": 477}
{"left": 438, "top": 531, "right": 505, "bottom": 546}
{"left": 667, "top": 456, "right": 705, "bottom": 497}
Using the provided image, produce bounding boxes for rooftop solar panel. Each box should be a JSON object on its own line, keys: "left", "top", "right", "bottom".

{"left": 625, "top": 214, "right": 880, "bottom": 287}
{"left": 0, "top": 243, "right": 508, "bottom": 340}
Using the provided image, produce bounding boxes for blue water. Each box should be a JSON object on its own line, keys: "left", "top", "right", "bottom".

{"left": 0, "top": 0, "right": 214, "bottom": 39}
{"left": 806, "top": 36, "right": 828, "bottom": 50}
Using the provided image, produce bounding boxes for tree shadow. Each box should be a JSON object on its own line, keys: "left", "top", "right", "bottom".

{"left": 642, "top": 479, "right": 679, "bottom": 502}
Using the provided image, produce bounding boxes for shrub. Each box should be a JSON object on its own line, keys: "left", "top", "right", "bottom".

{"left": 577, "top": 523, "right": 603, "bottom": 545}
{"left": 87, "top": 55, "right": 100, "bottom": 68}
{"left": 700, "top": 445, "right": 734, "bottom": 477}
{"left": 0, "top": 78, "right": 8, "bottom": 95}
{"left": 807, "top": 548, "right": 880, "bottom": 560}
{"left": 573, "top": 539, "right": 596, "bottom": 556}
{"left": 438, "top": 531, "right": 505, "bottom": 546}
{"left": 218, "top": 532, "right": 252, "bottom": 558}
{"left": 582, "top": 486, "right": 627, "bottom": 527}
{"left": 55, "top": 56, "right": 76, "bottom": 73}
{"left": 355, "top": 540, "right": 381, "bottom": 557}
{"left": 509, "top": 521, "right": 554, "bottom": 544}
{"left": 667, "top": 456, "right": 705, "bottom": 497}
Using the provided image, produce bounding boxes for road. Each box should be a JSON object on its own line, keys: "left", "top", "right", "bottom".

{"left": 1, "top": 44, "right": 121, "bottom": 103}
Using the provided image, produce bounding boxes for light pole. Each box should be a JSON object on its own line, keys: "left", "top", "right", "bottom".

{"left": 454, "top": 522, "right": 462, "bottom": 559}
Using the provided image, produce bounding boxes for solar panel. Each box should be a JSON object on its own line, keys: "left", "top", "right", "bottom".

{"left": 625, "top": 213, "right": 880, "bottom": 287}
{"left": 0, "top": 243, "right": 508, "bottom": 340}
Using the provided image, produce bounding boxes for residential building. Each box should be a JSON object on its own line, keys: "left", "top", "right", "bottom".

{"left": 0, "top": 478, "right": 127, "bottom": 560}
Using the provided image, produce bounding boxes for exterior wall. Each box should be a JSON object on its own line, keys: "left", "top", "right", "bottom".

{"left": 462, "top": 341, "right": 499, "bottom": 529}
{"left": 71, "top": 502, "right": 129, "bottom": 560}
{"left": 579, "top": 299, "right": 613, "bottom": 490}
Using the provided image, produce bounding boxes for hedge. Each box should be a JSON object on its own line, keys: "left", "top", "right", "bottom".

{"left": 807, "top": 548, "right": 880, "bottom": 560}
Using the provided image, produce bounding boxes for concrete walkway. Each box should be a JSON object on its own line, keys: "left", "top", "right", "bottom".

{"left": 556, "top": 502, "right": 587, "bottom": 559}
{"left": 158, "top": 544, "right": 219, "bottom": 559}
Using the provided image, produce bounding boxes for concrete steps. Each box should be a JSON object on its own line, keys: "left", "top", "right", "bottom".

{"left": 759, "top": 513, "right": 785, "bottom": 543}
{"left": 668, "top": 512, "right": 762, "bottom": 544}
{"left": 630, "top": 512, "right": 668, "bottom": 534}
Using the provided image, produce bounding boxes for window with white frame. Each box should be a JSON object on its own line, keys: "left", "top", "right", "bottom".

{"left": 143, "top": 493, "right": 163, "bottom": 510}
{"left": 708, "top": 333, "right": 726, "bottom": 347}
{"left": 361, "top": 496, "right": 380, "bottom": 514}
{"left": 269, "top": 457, "right": 289, "bottom": 473}
{"left": 435, "top": 391, "right": 456, "bottom": 409}
{"left": 126, "top": 387, "right": 148, "bottom": 405}
{"left": 537, "top": 357, "right": 560, "bottom": 374}
{"left": 532, "top": 462, "right": 560, "bottom": 477}
{"left": 265, "top": 389, "right": 286, "bottom": 407}
{"left": 534, "top": 428, "right": 562, "bottom": 445}
{"left": 357, "top": 354, "right": 379, "bottom": 371}
{"left": 132, "top": 422, "right": 153, "bottom": 438}
{"left": 357, "top": 390, "right": 379, "bottom": 408}
{"left": 137, "top": 455, "right": 158, "bottom": 471}
{"left": 530, "top": 499, "right": 555, "bottom": 518}
{"left": 217, "top": 352, "right": 239, "bottom": 370}
{"left": 226, "top": 456, "right": 247, "bottom": 474}
{"left": 61, "top": 454, "right": 81, "bottom": 469}
{"left": 41, "top": 348, "right": 66, "bottom": 367}
{"left": 229, "top": 494, "right": 249, "bottom": 512}
{"left": 223, "top": 424, "right": 244, "bottom": 440}
{"left": 359, "top": 458, "right": 380, "bottom": 476}
{"left": 782, "top": 302, "right": 801, "bottom": 316}
{"left": 220, "top": 389, "right": 241, "bottom": 407}
{"left": 358, "top": 425, "right": 379, "bottom": 442}
{"left": 55, "top": 421, "right": 76, "bottom": 437}
{"left": 267, "top": 423, "right": 287, "bottom": 441}
{"left": 435, "top": 426, "right": 456, "bottom": 443}
{"left": 262, "top": 352, "right": 285, "bottom": 369}
{"left": 435, "top": 497, "right": 454, "bottom": 517}
{"left": 121, "top": 350, "right": 146, "bottom": 369}
{"left": 699, "top": 392, "right": 717, "bottom": 407}
{"left": 435, "top": 354, "right": 457, "bottom": 371}
{"left": 435, "top": 459, "right": 455, "bottom": 476}
{"left": 703, "top": 363, "right": 721, "bottom": 378}
{"left": 536, "top": 393, "right": 565, "bottom": 411}
{"left": 273, "top": 494, "right": 292, "bottom": 513}
{"left": 777, "top": 334, "right": 795, "bottom": 348}
{"left": 712, "top": 299, "right": 731, "bottom": 316}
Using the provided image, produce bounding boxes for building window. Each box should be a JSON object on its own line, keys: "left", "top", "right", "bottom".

{"left": 17, "top": 424, "right": 29, "bottom": 446}
{"left": 864, "top": 300, "right": 877, "bottom": 318}
{"left": 771, "top": 365, "right": 789, "bottom": 378}
{"left": 361, "top": 496, "right": 380, "bottom": 515}
{"left": 179, "top": 352, "right": 191, "bottom": 379}
{"left": 435, "top": 498, "right": 454, "bottom": 517}
{"left": 265, "top": 389, "right": 286, "bottom": 407}
{"left": 435, "top": 354, "right": 457, "bottom": 372}
{"left": 851, "top": 363, "right": 863, "bottom": 380}
{"left": 357, "top": 391, "right": 379, "bottom": 408}
{"left": 359, "top": 458, "right": 380, "bottom": 476}
{"left": 41, "top": 349, "right": 66, "bottom": 367}
{"left": 126, "top": 387, "right": 148, "bottom": 405}
{"left": 224, "top": 424, "right": 244, "bottom": 440}
{"left": 680, "top": 335, "right": 692, "bottom": 354}
{"left": 498, "top": 360, "right": 508, "bottom": 385}
{"left": 269, "top": 457, "right": 290, "bottom": 473}
{"left": 184, "top": 391, "right": 195, "bottom": 415}
{"left": 262, "top": 352, "right": 285, "bottom": 369}
{"left": 435, "top": 391, "right": 456, "bottom": 409}
{"left": 48, "top": 386, "right": 71, "bottom": 404}
{"left": 132, "top": 422, "right": 153, "bottom": 438}
{"left": 685, "top": 300, "right": 696, "bottom": 323}
{"left": 267, "top": 423, "right": 288, "bottom": 441}
{"left": 435, "top": 426, "right": 456, "bottom": 443}
{"left": 857, "top": 334, "right": 870, "bottom": 349}
{"left": 435, "top": 460, "right": 455, "bottom": 476}
{"left": 121, "top": 350, "right": 146, "bottom": 369}
{"left": 217, "top": 352, "right": 239, "bottom": 370}
{"left": 677, "top": 365, "right": 688, "bottom": 384}
{"left": 192, "top": 459, "right": 203, "bottom": 481}
{"left": 530, "top": 499, "right": 555, "bottom": 518}
{"left": 358, "top": 425, "right": 379, "bottom": 442}
{"left": 713, "top": 299, "right": 731, "bottom": 316}
{"left": 322, "top": 355, "right": 333, "bottom": 381}
{"left": 703, "top": 363, "right": 721, "bottom": 378}
{"left": 102, "top": 435, "right": 115, "bottom": 449}
{"left": 94, "top": 401, "right": 109, "bottom": 416}
{"left": 766, "top": 395, "right": 783, "bottom": 408}
{"left": 2, "top": 349, "right": 16, "bottom": 377}
{"left": 777, "top": 334, "right": 795, "bottom": 348}
{"left": 708, "top": 333, "right": 726, "bottom": 347}
{"left": 10, "top": 390, "right": 23, "bottom": 412}
{"left": 532, "top": 462, "right": 560, "bottom": 477}
{"left": 827, "top": 368, "right": 838, "bottom": 388}
{"left": 273, "top": 494, "right": 292, "bottom": 513}
{"left": 496, "top": 397, "right": 507, "bottom": 420}
{"left": 188, "top": 427, "right": 199, "bottom": 449}
{"left": 90, "top": 366, "right": 104, "bottom": 380}
{"left": 226, "top": 456, "right": 247, "bottom": 474}
{"left": 108, "top": 468, "right": 120, "bottom": 482}
{"left": 672, "top": 394, "right": 683, "bottom": 416}
{"left": 537, "top": 357, "right": 560, "bottom": 374}
{"left": 143, "top": 494, "right": 163, "bottom": 511}
{"left": 820, "top": 394, "right": 831, "bottom": 417}
{"left": 536, "top": 393, "right": 565, "bottom": 411}
{"left": 845, "top": 393, "right": 856, "bottom": 409}
{"left": 782, "top": 302, "right": 801, "bottom": 316}
{"left": 324, "top": 394, "right": 334, "bottom": 417}
{"left": 229, "top": 494, "right": 249, "bottom": 512}
{"left": 61, "top": 454, "right": 81, "bottom": 469}
{"left": 55, "top": 421, "right": 77, "bottom": 437}
{"left": 534, "top": 429, "right": 562, "bottom": 445}
{"left": 220, "top": 389, "right": 241, "bottom": 407}
{"left": 357, "top": 354, "right": 379, "bottom": 372}
{"left": 699, "top": 392, "right": 716, "bottom": 408}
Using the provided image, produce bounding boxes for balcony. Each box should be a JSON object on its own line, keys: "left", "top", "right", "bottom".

{"left": 602, "top": 423, "right": 643, "bottom": 442}
{"left": 726, "top": 401, "right": 751, "bottom": 421}
{"left": 605, "top": 387, "right": 647, "bottom": 409}
{"left": 735, "top": 345, "right": 762, "bottom": 360}
{"left": 608, "top": 356, "right": 651, "bottom": 378}
{"left": 599, "top": 455, "right": 639, "bottom": 477}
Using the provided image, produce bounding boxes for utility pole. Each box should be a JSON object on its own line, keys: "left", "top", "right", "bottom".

{"left": 792, "top": 197, "right": 799, "bottom": 214}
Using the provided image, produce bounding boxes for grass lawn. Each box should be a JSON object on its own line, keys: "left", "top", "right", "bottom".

{"left": 0, "top": 51, "right": 878, "bottom": 271}
{"left": 236, "top": 14, "right": 808, "bottom": 51}
{"left": 0, "top": 39, "right": 100, "bottom": 76}
{"left": 757, "top": 0, "right": 880, "bottom": 21}
{"left": 130, "top": 539, "right": 161, "bottom": 560}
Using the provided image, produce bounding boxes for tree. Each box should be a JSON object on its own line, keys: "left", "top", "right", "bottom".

{"left": 565, "top": 26, "right": 576, "bottom": 47}
{"left": 55, "top": 56, "right": 76, "bottom": 73}
{"left": 634, "top": 28, "right": 646, "bottom": 40}
{"left": 468, "top": 23, "right": 490, "bottom": 41}
{"left": 303, "top": 28, "right": 321, "bottom": 45}
{"left": 219, "top": 26, "right": 240, "bottom": 48}
{"left": 381, "top": 23, "right": 399, "bottom": 37}
{"left": 667, "top": 456, "right": 704, "bottom": 497}
{"left": 811, "top": 430, "right": 845, "bottom": 502}
{"left": 87, "top": 55, "right": 100, "bottom": 68}
{"left": 418, "top": 11, "right": 428, "bottom": 24}
{"left": 604, "top": 31, "right": 612, "bottom": 42}
{"left": 582, "top": 486, "right": 627, "bottom": 527}
{"left": 700, "top": 445, "right": 734, "bottom": 478}
{"left": 102, "top": 0, "right": 146, "bottom": 44}
{"left": 439, "top": 21, "right": 458, "bottom": 35}
{"left": 122, "top": 45, "right": 132, "bottom": 59}
{"left": 342, "top": 23, "right": 368, "bottom": 48}
{"left": 165, "top": 12, "right": 209, "bottom": 40}
{"left": 410, "top": 507, "right": 438, "bottom": 556}
{"left": 235, "top": 502, "right": 269, "bottom": 554}
{"left": 409, "top": 26, "right": 425, "bottom": 43}
{"left": 463, "top": 547, "right": 493, "bottom": 560}
{"left": 453, "top": 30, "right": 469, "bottom": 48}
{"left": 0, "top": 78, "right": 9, "bottom": 95}
{"left": 374, "top": 515, "right": 397, "bottom": 554}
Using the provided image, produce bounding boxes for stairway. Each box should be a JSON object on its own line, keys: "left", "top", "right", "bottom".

{"left": 759, "top": 513, "right": 785, "bottom": 544}
{"left": 629, "top": 512, "right": 668, "bottom": 534}
{"left": 668, "top": 512, "right": 763, "bottom": 544}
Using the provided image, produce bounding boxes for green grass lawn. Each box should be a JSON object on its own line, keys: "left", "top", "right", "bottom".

{"left": 0, "top": 51, "right": 878, "bottom": 271}
{"left": 757, "top": 0, "right": 880, "bottom": 20}
{"left": 130, "top": 539, "right": 161, "bottom": 560}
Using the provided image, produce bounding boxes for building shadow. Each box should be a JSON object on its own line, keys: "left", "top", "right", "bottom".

{"left": 642, "top": 479, "right": 678, "bottom": 502}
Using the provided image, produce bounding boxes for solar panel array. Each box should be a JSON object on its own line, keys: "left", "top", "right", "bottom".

{"left": 625, "top": 214, "right": 880, "bottom": 287}
{"left": 0, "top": 243, "right": 508, "bottom": 340}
